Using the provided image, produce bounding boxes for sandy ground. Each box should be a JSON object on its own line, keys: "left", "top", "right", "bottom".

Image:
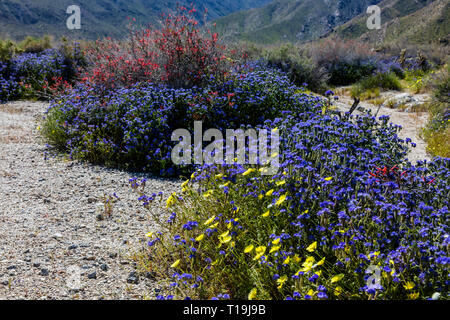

{"left": 0, "top": 101, "right": 178, "bottom": 299}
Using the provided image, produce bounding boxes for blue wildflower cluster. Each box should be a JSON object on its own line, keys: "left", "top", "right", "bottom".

{"left": 43, "top": 67, "right": 317, "bottom": 176}
{"left": 135, "top": 94, "right": 449, "bottom": 300}
{"left": 0, "top": 45, "right": 83, "bottom": 102}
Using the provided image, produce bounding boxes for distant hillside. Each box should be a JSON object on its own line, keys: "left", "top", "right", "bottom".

{"left": 213, "top": 0, "right": 383, "bottom": 44}
{"left": 0, "top": 0, "right": 272, "bottom": 40}
{"left": 331, "top": 0, "right": 450, "bottom": 45}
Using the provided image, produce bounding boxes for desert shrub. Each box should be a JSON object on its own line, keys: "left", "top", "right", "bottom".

{"left": 309, "top": 38, "right": 379, "bottom": 86}
{"left": 42, "top": 67, "right": 315, "bottom": 176}
{"left": 133, "top": 105, "right": 449, "bottom": 300}
{"left": 423, "top": 64, "right": 450, "bottom": 157}
{"left": 351, "top": 73, "right": 402, "bottom": 98}
{"left": 18, "top": 36, "right": 53, "bottom": 54}
{"left": 0, "top": 39, "right": 18, "bottom": 63}
{"left": 82, "top": 6, "right": 230, "bottom": 91}
{"left": 263, "top": 44, "right": 329, "bottom": 93}
{"left": 0, "top": 43, "right": 84, "bottom": 102}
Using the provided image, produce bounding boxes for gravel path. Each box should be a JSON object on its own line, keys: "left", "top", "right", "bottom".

{"left": 0, "top": 101, "right": 179, "bottom": 299}
{"left": 333, "top": 93, "right": 430, "bottom": 164}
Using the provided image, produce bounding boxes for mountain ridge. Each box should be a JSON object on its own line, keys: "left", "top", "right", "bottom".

{"left": 0, "top": 0, "right": 272, "bottom": 40}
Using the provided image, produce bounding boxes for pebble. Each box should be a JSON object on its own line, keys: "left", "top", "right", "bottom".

{"left": 126, "top": 272, "right": 139, "bottom": 284}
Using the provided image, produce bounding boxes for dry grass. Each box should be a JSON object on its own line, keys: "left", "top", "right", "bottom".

{"left": 0, "top": 105, "right": 26, "bottom": 114}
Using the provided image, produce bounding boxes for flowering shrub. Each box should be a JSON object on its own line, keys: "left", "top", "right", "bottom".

{"left": 0, "top": 44, "right": 84, "bottom": 102}
{"left": 43, "top": 67, "right": 313, "bottom": 176}
{"left": 82, "top": 6, "right": 230, "bottom": 91}
{"left": 133, "top": 105, "right": 449, "bottom": 300}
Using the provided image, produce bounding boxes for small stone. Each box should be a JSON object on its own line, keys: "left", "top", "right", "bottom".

{"left": 109, "top": 253, "right": 117, "bottom": 259}
{"left": 40, "top": 269, "right": 49, "bottom": 276}
{"left": 87, "top": 272, "right": 97, "bottom": 279}
{"left": 6, "top": 265, "right": 16, "bottom": 270}
{"left": 53, "top": 233, "right": 63, "bottom": 239}
{"left": 126, "top": 272, "right": 139, "bottom": 284}
{"left": 68, "top": 244, "right": 78, "bottom": 250}
{"left": 96, "top": 214, "right": 104, "bottom": 221}
{"left": 100, "top": 264, "right": 108, "bottom": 271}
{"left": 33, "top": 262, "right": 41, "bottom": 268}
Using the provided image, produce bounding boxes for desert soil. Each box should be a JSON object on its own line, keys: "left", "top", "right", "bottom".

{"left": 0, "top": 101, "right": 178, "bottom": 299}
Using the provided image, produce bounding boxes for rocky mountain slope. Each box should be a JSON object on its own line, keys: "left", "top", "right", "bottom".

{"left": 0, "top": 0, "right": 272, "bottom": 40}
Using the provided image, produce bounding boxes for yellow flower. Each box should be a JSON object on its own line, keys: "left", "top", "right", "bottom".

{"left": 265, "top": 189, "right": 274, "bottom": 196}
{"left": 170, "top": 259, "right": 180, "bottom": 268}
{"left": 315, "top": 270, "right": 322, "bottom": 277}
{"left": 203, "top": 190, "right": 214, "bottom": 198}
{"left": 145, "top": 232, "right": 153, "bottom": 238}
{"left": 307, "top": 289, "right": 315, "bottom": 297}
{"left": 204, "top": 215, "right": 216, "bottom": 226}
{"left": 275, "top": 194, "right": 287, "bottom": 206}
{"left": 272, "top": 238, "right": 280, "bottom": 245}
{"left": 221, "top": 235, "right": 232, "bottom": 243}
{"left": 166, "top": 193, "right": 177, "bottom": 208}
{"left": 316, "top": 257, "right": 325, "bottom": 266}
{"left": 300, "top": 256, "right": 315, "bottom": 272}
{"left": 276, "top": 275, "right": 288, "bottom": 289}
{"left": 331, "top": 274, "right": 344, "bottom": 283}
{"left": 220, "top": 231, "right": 230, "bottom": 238}
{"left": 181, "top": 179, "right": 189, "bottom": 188}
{"left": 276, "top": 180, "right": 286, "bottom": 186}
{"left": 408, "top": 292, "right": 419, "bottom": 300}
{"left": 306, "top": 241, "right": 317, "bottom": 252}
{"left": 271, "top": 127, "right": 278, "bottom": 133}
{"left": 334, "top": 286, "right": 343, "bottom": 296}
{"left": 269, "top": 246, "right": 280, "bottom": 253}
{"left": 210, "top": 222, "right": 219, "bottom": 229}
{"left": 242, "top": 168, "right": 256, "bottom": 176}
{"left": 283, "top": 256, "right": 290, "bottom": 264}
{"left": 258, "top": 194, "right": 264, "bottom": 200}
{"left": 248, "top": 288, "right": 257, "bottom": 300}
{"left": 195, "top": 234, "right": 205, "bottom": 242}
{"left": 244, "top": 244, "right": 254, "bottom": 253}
{"left": 403, "top": 281, "right": 415, "bottom": 290}
{"left": 293, "top": 254, "right": 301, "bottom": 263}
{"left": 215, "top": 173, "right": 224, "bottom": 179}
{"left": 324, "top": 177, "right": 333, "bottom": 181}
{"left": 253, "top": 246, "right": 267, "bottom": 260}
{"left": 271, "top": 152, "right": 279, "bottom": 158}
{"left": 261, "top": 210, "right": 270, "bottom": 218}
{"left": 255, "top": 246, "right": 266, "bottom": 254}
